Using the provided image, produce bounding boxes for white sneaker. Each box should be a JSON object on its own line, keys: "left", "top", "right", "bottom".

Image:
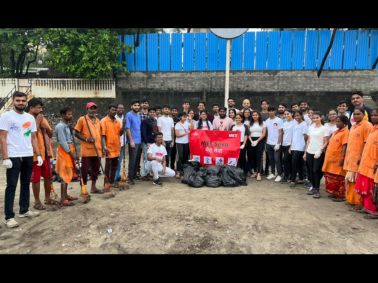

{"left": 4, "top": 218, "right": 19, "bottom": 228}
{"left": 18, "top": 210, "right": 40, "bottom": 218}
{"left": 275, "top": 175, "right": 282, "bottom": 182}
{"left": 267, "top": 174, "right": 276, "bottom": 180}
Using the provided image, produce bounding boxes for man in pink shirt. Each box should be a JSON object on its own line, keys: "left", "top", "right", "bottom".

{"left": 212, "top": 107, "right": 234, "bottom": 131}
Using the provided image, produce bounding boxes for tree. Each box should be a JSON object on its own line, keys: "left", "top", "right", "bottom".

{"left": 0, "top": 28, "right": 46, "bottom": 77}
{"left": 45, "top": 29, "right": 126, "bottom": 79}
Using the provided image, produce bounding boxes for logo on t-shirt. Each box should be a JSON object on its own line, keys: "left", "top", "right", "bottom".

{"left": 22, "top": 121, "right": 32, "bottom": 137}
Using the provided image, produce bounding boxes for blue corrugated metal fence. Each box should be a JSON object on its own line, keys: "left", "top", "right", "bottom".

{"left": 122, "top": 30, "right": 378, "bottom": 72}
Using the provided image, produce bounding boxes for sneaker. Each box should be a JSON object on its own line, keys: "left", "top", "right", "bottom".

{"left": 152, "top": 178, "right": 162, "bottom": 186}
{"left": 4, "top": 218, "right": 19, "bottom": 228}
{"left": 275, "top": 175, "right": 282, "bottom": 182}
{"left": 267, "top": 174, "right": 276, "bottom": 180}
{"left": 306, "top": 187, "right": 315, "bottom": 195}
{"left": 18, "top": 210, "right": 40, "bottom": 218}
{"left": 313, "top": 190, "right": 320, "bottom": 198}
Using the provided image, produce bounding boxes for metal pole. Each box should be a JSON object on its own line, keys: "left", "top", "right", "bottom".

{"left": 224, "top": 39, "right": 231, "bottom": 108}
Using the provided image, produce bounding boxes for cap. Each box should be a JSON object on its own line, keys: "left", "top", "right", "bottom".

{"left": 86, "top": 102, "right": 97, "bottom": 109}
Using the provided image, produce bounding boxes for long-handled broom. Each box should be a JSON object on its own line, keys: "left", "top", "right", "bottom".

{"left": 69, "top": 127, "right": 90, "bottom": 203}
{"left": 84, "top": 116, "right": 112, "bottom": 193}
{"left": 119, "top": 130, "right": 129, "bottom": 190}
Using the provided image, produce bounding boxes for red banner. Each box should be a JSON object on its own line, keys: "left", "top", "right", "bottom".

{"left": 189, "top": 130, "right": 241, "bottom": 166}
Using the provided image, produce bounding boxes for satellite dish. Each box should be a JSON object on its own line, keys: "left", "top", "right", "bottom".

{"left": 210, "top": 28, "right": 248, "bottom": 39}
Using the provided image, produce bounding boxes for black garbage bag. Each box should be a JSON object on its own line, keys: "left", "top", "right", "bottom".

{"left": 187, "top": 174, "right": 205, "bottom": 188}
{"left": 197, "top": 167, "right": 208, "bottom": 178}
{"left": 226, "top": 165, "right": 247, "bottom": 186}
{"left": 182, "top": 165, "right": 197, "bottom": 184}
{"left": 206, "top": 165, "right": 221, "bottom": 175}
{"left": 186, "top": 161, "right": 201, "bottom": 170}
{"left": 220, "top": 166, "right": 238, "bottom": 187}
{"left": 205, "top": 174, "right": 222, "bottom": 187}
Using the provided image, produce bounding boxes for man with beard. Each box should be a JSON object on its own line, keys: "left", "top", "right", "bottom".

{"left": 212, "top": 107, "right": 234, "bottom": 131}
{"left": 227, "top": 98, "right": 239, "bottom": 113}
{"left": 125, "top": 100, "right": 142, "bottom": 185}
{"left": 194, "top": 101, "right": 214, "bottom": 122}
{"left": 349, "top": 91, "right": 372, "bottom": 126}
{"left": 27, "top": 98, "right": 58, "bottom": 210}
{"left": 0, "top": 91, "right": 42, "bottom": 228}
{"left": 260, "top": 100, "right": 270, "bottom": 121}
{"left": 299, "top": 101, "right": 312, "bottom": 126}
{"left": 141, "top": 108, "right": 158, "bottom": 180}
{"left": 277, "top": 104, "right": 287, "bottom": 121}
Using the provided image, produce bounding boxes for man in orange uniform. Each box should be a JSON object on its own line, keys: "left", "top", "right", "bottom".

{"left": 74, "top": 102, "right": 103, "bottom": 194}
{"left": 27, "top": 98, "right": 59, "bottom": 209}
{"left": 100, "top": 104, "right": 123, "bottom": 191}
{"left": 343, "top": 107, "right": 373, "bottom": 209}
{"left": 355, "top": 109, "right": 378, "bottom": 218}
{"left": 322, "top": 115, "right": 349, "bottom": 201}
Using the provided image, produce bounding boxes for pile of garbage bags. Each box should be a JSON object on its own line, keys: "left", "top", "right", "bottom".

{"left": 182, "top": 161, "right": 247, "bottom": 188}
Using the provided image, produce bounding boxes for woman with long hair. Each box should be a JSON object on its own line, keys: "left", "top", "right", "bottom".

{"left": 231, "top": 114, "right": 249, "bottom": 174}
{"left": 281, "top": 110, "right": 295, "bottom": 183}
{"left": 196, "top": 111, "right": 213, "bottom": 130}
{"left": 248, "top": 111, "right": 266, "bottom": 181}
{"left": 228, "top": 109, "right": 237, "bottom": 124}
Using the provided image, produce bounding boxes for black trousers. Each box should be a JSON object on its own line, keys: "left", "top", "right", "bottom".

{"left": 128, "top": 143, "right": 142, "bottom": 181}
{"left": 238, "top": 142, "right": 248, "bottom": 173}
{"left": 248, "top": 137, "right": 265, "bottom": 174}
{"left": 306, "top": 152, "right": 325, "bottom": 189}
{"left": 282, "top": 145, "right": 292, "bottom": 179}
{"left": 81, "top": 156, "right": 100, "bottom": 185}
{"left": 291, "top": 150, "right": 305, "bottom": 182}
{"left": 170, "top": 142, "right": 177, "bottom": 170}
{"left": 176, "top": 143, "right": 190, "bottom": 173}
{"left": 4, "top": 157, "right": 33, "bottom": 220}
{"left": 104, "top": 157, "right": 119, "bottom": 184}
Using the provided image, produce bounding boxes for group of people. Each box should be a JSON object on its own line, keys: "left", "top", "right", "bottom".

{"left": 0, "top": 90, "right": 377, "bottom": 229}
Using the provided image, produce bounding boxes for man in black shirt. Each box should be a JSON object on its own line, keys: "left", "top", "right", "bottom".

{"left": 141, "top": 108, "right": 158, "bottom": 180}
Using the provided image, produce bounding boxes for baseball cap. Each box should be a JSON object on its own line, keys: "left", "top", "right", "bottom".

{"left": 86, "top": 102, "right": 97, "bottom": 109}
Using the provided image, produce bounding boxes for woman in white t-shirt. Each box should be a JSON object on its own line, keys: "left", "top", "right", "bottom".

{"left": 248, "top": 111, "right": 266, "bottom": 181}
{"left": 304, "top": 111, "right": 328, "bottom": 198}
{"left": 281, "top": 110, "right": 296, "bottom": 183}
{"left": 324, "top": 109, "right": 338, "bottom": 144}
{"left": 289, "top": 111, "right": 308, "bottom": 187}
{"left": 196, "top": 111, "right": 213, "bottom": 130}
{"left": 175, "top": 112, "right": 193, "bottom": 178}
{"left": 231, "top": 114, "right": 249, "bottom": 174}
{"left": 228, "top": 109, "right": 237, "bottom": 126}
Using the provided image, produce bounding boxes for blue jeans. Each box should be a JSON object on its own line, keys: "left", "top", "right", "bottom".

{"left": 4, "top": 157, "right": 33, "bottom": 220}
{"left": 115, "top": 145, "right": 125, "bottom": 182}
{"left": 141, "top": 143, "right": 150, "bottom": 177}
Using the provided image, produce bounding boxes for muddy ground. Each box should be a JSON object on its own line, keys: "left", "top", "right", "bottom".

{"left": 1, "top": 162, "right": 378, "bottom": 254}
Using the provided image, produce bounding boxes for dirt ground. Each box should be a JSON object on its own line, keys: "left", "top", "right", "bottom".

{"left": 1, "top": 163, "right": 378, "bottom": 254}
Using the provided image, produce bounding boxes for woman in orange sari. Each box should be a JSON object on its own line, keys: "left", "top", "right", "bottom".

{"left": 322, "top": 115, "right": 349, "bottom": 201}
{"left": 343, "top": 107, "right": 373, "bottom": 209}
{"left": 355, "top": 108, "right": 378, "bottom": 218}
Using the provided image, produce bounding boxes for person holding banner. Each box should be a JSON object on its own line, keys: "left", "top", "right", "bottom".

{"left": 212, "top": 107, "right": 234, "bottom": 131}
{"left": 248, "top": 111, "right": 266, "bottom": 181}
{"left": 146, "top": 132, "right": 176, "bottom": 186}
{"left": 231, "top": 114, "right": 249, "bottom": 174}
{"left": 196, "top": 111, "right": 213, "bottom": 130}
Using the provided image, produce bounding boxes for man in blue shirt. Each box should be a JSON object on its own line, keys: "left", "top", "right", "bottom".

{"left": 125, "top": 100, "right": 142, "bottom": 185}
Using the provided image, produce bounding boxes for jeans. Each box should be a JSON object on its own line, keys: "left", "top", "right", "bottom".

{"left": 128, "top": 143, "right": 142, "bottom": 180}
{"left": 164, "top": 141, "right": 172, "bottom": 168}
{"left": 4, "top": 157, "right": 33, "bottom": 220}
{"left": 115, "top": 145, "right": 125, "bottom": 182}
{"left": 266, "top": 144, "right": 283, "bottom": 176}
{"left": 146, "top": 160, "right": 176, "bottom": 180}
{"left": 176, "top": 143, "right": 190, "bottom": 173}
{"left": 282, "top": 145, "right": 292, "bottom": 179}
{"left": 291, "top": 150, "right": 305, "bottom": 182}
{"left": 140, "top": 143, "right": 150, "bottom": 177}
{"left": 306, "top": 152, "right": 325, "bottom": 189}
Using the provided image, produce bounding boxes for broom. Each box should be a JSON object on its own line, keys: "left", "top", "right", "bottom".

{"left": 84, "top": 116, "right": 112, "bottom": 192}
{"left": 119, "top": 130, "right": 129, "bottom": 190}
{"left": 69, "top": 127, "right": 90, "bottom": 203}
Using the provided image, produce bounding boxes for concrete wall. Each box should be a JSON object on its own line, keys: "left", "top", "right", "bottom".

{"left": 116, "top": 71, "right": 378, "bottom": 112}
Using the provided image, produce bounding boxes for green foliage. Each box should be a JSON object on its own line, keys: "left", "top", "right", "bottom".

{"left": 45, "top": 29, "right": 126, "bottom": 79}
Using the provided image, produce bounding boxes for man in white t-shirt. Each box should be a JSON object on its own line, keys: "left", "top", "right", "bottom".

{"left": 157, "top": 105, "right": 175, "bottom": 168}
{"left": 146, "top": 132, "right": 175, "bottom": 186}
{"left": 0, "top": 92, "right": 43, "bottom": 228}
{"left": 265, "top": 106, "right": 283, "bottom": 182}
